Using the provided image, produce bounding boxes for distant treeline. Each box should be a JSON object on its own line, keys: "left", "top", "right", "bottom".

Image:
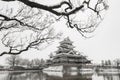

{"left": 0, "top": 55, "right": 47, "bottom": 70}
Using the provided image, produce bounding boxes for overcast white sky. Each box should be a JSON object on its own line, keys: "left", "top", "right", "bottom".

{"left": 0, "top": 0, "right": 120, "bottom": 65}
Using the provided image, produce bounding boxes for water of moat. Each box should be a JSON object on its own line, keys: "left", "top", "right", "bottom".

{"left": 0, "top": 71, "right": 120, "bottom": 80}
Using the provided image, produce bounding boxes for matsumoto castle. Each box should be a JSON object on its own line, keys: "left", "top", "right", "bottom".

{"left": 43, "top": 37, "right": 93, "bottom": 73}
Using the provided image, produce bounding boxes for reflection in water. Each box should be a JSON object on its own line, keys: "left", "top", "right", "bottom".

{"left": 44, "top": 72, "right": 93, "bottom": 80}
{"left": 96, "top": 73, "right": 120, "bottom": 80}
{"left": 0, "top": 71, "right": 120, "bottom": 80}
{"left": 6, "top": 71, "right": 46, "bottom": 80}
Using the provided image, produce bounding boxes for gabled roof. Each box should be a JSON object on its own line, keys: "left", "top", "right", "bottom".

{"left": 53, "top": 53, "right": 87, "bottom": 58}
{"left": 60, "top": 37, "right": 73, "bottom": 44}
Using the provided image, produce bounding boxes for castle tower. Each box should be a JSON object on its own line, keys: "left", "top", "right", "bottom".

{"left": 44, "top": 37, "right": 93, "bottom": 72}
{"left": 51, "top": 37, "right": 91, "bottom": 64}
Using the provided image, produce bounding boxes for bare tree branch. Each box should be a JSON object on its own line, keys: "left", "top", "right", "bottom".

{"left": 0, "top": 0, "right": 109, "bottom": 56}
{"left": 0, "top": 31, "right": 60, "bottom": 56}
{"left": 1, "top": 0, "right": 84, "bottom": 16}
